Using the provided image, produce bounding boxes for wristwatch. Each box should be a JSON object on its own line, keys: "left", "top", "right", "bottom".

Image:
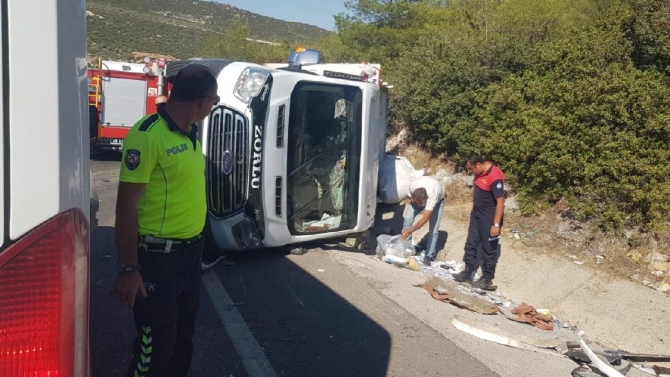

{"left": 493, "top": 223, "right": 500, "bottom": 228}
{"left": 117, "top": 263, "right": 140, "bottom": 274}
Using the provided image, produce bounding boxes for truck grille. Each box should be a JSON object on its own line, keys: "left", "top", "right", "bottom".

{"left": 207, "top": 106, "right": 249, "bottom": 217}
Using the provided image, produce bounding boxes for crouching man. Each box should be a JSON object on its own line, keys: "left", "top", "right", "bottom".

{"left": 400, "top": 176, "right": 445, "bottom": 266}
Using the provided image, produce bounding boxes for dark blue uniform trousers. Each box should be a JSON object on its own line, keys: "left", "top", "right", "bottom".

{"left": 126, "top": 240, "right": 203, "bottom": 377}
{"left": 463, "top": 210, "right": 501, "bottom": 279}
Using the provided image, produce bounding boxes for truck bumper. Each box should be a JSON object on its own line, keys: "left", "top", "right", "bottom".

{"left": 208, "top": 212, "right": 264, "bottom": 252}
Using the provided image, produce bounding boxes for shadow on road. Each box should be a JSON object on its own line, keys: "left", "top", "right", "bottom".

{"left": 91, "top": 150, "right": 122, "bottom": 162}
{"left": 90, "top": 226, "right": 392, "bottom": 377}
{"left": 211, "top": 247, "right": 392, "bottom": 377}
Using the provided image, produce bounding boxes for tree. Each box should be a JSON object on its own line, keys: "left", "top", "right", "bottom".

{"left": 334, "top": 0, "right": 429, "bottom": 63}
{"left": 203, "top": 20, "right": 290, "bottom": 64}
{"left": 627, "top": 0, "right": 670, "bottom": 74}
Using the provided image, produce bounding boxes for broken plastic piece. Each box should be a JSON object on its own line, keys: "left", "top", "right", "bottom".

{"left": 602, "top": 349, "right": 670, "bottom": 362}
{"left": 572, "top": 365, "right": 607, "bottom": 377}
{"left": 579, "top": 339, "right": 625, "bottom": 377}
{"left": 202, "top": 256, "right": 225, "bottom": 272}
{"left": 290, "top": 247, "right": 308, "bottom": 255}
{"left": 451, "top": 315, "right": 564, "bottom": 357}
{"left": 657, "top": 282, "right": 670, "bottom": 292}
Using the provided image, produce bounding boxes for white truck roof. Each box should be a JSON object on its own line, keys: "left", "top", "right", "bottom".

{"left": 263, "top": 63, "right": 384, "bottom": 86}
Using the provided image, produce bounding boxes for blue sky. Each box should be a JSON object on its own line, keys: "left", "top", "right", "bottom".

{"left": 213, "top": 0, "right": 347, "bottom": 31}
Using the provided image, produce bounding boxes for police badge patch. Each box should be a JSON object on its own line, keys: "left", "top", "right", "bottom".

{"left": 125, "top": 149, "right": 141, "bottom": 170}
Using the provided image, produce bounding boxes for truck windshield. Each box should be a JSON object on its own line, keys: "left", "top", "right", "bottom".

{"left": 286, "top": 82, "right": 362, "bottom": 235}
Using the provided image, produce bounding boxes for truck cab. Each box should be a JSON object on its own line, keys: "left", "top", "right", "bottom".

{"left": 166, "top": 50, "right": 389, "bottom": 251}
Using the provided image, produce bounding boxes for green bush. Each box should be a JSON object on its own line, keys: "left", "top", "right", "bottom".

{"left": 329, "top": 0, "right": 670, "bottom": 229}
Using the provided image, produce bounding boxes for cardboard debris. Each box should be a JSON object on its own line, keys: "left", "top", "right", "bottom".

{"left": 504, "top": 302, "right": 555, "bottom": 331}
{"left": 413, "top": 277, "right": 499, "bottom": 315}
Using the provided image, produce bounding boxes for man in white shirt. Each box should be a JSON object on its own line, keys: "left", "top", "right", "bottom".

{"left": 400, "top": 176, "right": 445, "bottom": 265}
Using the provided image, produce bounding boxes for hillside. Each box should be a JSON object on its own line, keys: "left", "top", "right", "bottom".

{"left": 86, "top": 0, "right": 330, "bottom": 61}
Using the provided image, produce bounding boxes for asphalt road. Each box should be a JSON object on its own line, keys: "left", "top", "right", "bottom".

{"left": 90, "top": 154, "right": 496, "bottom": 377}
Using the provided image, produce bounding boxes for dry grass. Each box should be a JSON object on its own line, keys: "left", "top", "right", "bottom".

{"left": 501, "top": 203, "right": 670, "bottom": 292}
{"left": 445, "top": 182, "right": 472, "bottom": 205}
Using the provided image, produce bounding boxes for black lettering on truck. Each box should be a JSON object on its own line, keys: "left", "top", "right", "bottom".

{"left": 251, "top": 125, "right": 262, "bottom": 189}
{"left": 243, "top": 74, "right": 273, "bottom": 240}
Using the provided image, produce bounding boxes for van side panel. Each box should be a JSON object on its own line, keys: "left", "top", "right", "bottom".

{"left": 7, "top": 0, "right": 89, "bottom": 240}
{"left": 0, "top": 0, "right": 5, "bottom": 245}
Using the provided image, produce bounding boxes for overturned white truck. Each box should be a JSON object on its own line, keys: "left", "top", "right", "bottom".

{"left": 166, "top": 48, "right": 390, "bottom": 252}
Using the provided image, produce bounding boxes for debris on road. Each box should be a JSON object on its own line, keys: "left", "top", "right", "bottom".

{"left": 507, "top": 302, "right": 555, "bottom": 331}
{"left": 406, "top": 257, "right": 421, "bottom": 271}
{"left": 577, "top": 339, "right": 626, "bottom": 377}
{"left": 450, "top": 315, "right": 564, "bottom": 356}
{"left": 290, "top": 247, "right": 309, "bottom": 255}
{"left": 572, "top": 365, "right": 608, "bottom": 377}
{"left": 202, "top": 255, "right": 226, "bottom": 272}
{"left": 362, "top": 231, "right": 668, "bottom": 375}
{"left": 376, "top": 234, "right": 413, "bottom": 259}
{"left": 413, "top": 277, "right": 499, "bottom": 315}
{"left": 375, "top": 234, "right": 418, "bottom": 269}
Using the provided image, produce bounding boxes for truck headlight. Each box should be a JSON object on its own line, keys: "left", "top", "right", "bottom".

{"left": 234, "top": 68, "right": 270, "bottom": 103}
{"left": 232, "top": 220, "right": 262, "bottom": 249}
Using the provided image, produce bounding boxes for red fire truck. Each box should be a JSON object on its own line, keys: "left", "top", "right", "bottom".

{"left": 88, "top": 57, "right": 169, "bottom": 152}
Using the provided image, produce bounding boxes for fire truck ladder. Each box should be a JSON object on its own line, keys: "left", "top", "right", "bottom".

{"left": 88, "top": 57, "right": 102, "bottom": 107}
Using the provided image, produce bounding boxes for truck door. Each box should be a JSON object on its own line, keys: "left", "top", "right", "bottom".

{"left": 282, "top": 76, "right": 364, "bottom": 236}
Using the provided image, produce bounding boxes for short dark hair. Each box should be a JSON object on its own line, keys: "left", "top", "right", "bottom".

{"left": 411, "top": 187, "right": 428, "bottom": 203}
{"left": 169, "top": 64, "right": 218, "bottom": 102}
{"left": 467, "top": 154, "right": 486, "bottom": 165}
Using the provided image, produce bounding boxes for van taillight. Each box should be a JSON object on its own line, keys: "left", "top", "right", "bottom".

{"left": 0, "top": 208, "right": 90, "bottom": 377}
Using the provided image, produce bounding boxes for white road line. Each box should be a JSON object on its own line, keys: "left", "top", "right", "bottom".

{"left": 203, "top": 270, "right": 278, "bottom": 377}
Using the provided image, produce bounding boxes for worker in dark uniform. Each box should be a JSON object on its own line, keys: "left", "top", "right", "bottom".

{"left": 89, "top": 104, "right": 100, "bottom": 145}
{"left": 453, "top": 154, "right": 505, "bottom": 291}
{"left": 114, "top": 64, "right": 219, "bottom": 377}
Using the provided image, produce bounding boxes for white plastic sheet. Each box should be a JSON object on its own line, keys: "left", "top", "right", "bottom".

{"left": 376, "top": 234, "right": 414, "bottom": 259}
{"left": 378, "top": 155, "right": 425, "bottom": 204}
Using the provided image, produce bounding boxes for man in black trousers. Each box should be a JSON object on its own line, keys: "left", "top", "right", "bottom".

{"left": 453, "top": 154, "right": 506, "bottom": 291}
{"left": 114, "top": 64, "right": 220, "bottom": 377}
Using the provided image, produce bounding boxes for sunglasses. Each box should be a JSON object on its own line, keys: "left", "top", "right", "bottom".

{"left": 200, "top": 94, "right": 220, "bottom": 105}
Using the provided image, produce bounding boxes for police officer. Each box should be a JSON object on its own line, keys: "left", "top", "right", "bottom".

{"left": 453, "top": 154, "right": 506, "bottom": 291}
{"left": 155, "top": 95, "right": 168, "bottom": 107}
{"left": 114, "top": 64, "right": 219, "bottom": 377}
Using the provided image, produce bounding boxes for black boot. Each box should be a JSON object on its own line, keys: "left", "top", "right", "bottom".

{"left": 452, "top": 266, "right": 474, "bottom": 283}
{"left": 472, "top": 274, "right": 497, "bottom": 291}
